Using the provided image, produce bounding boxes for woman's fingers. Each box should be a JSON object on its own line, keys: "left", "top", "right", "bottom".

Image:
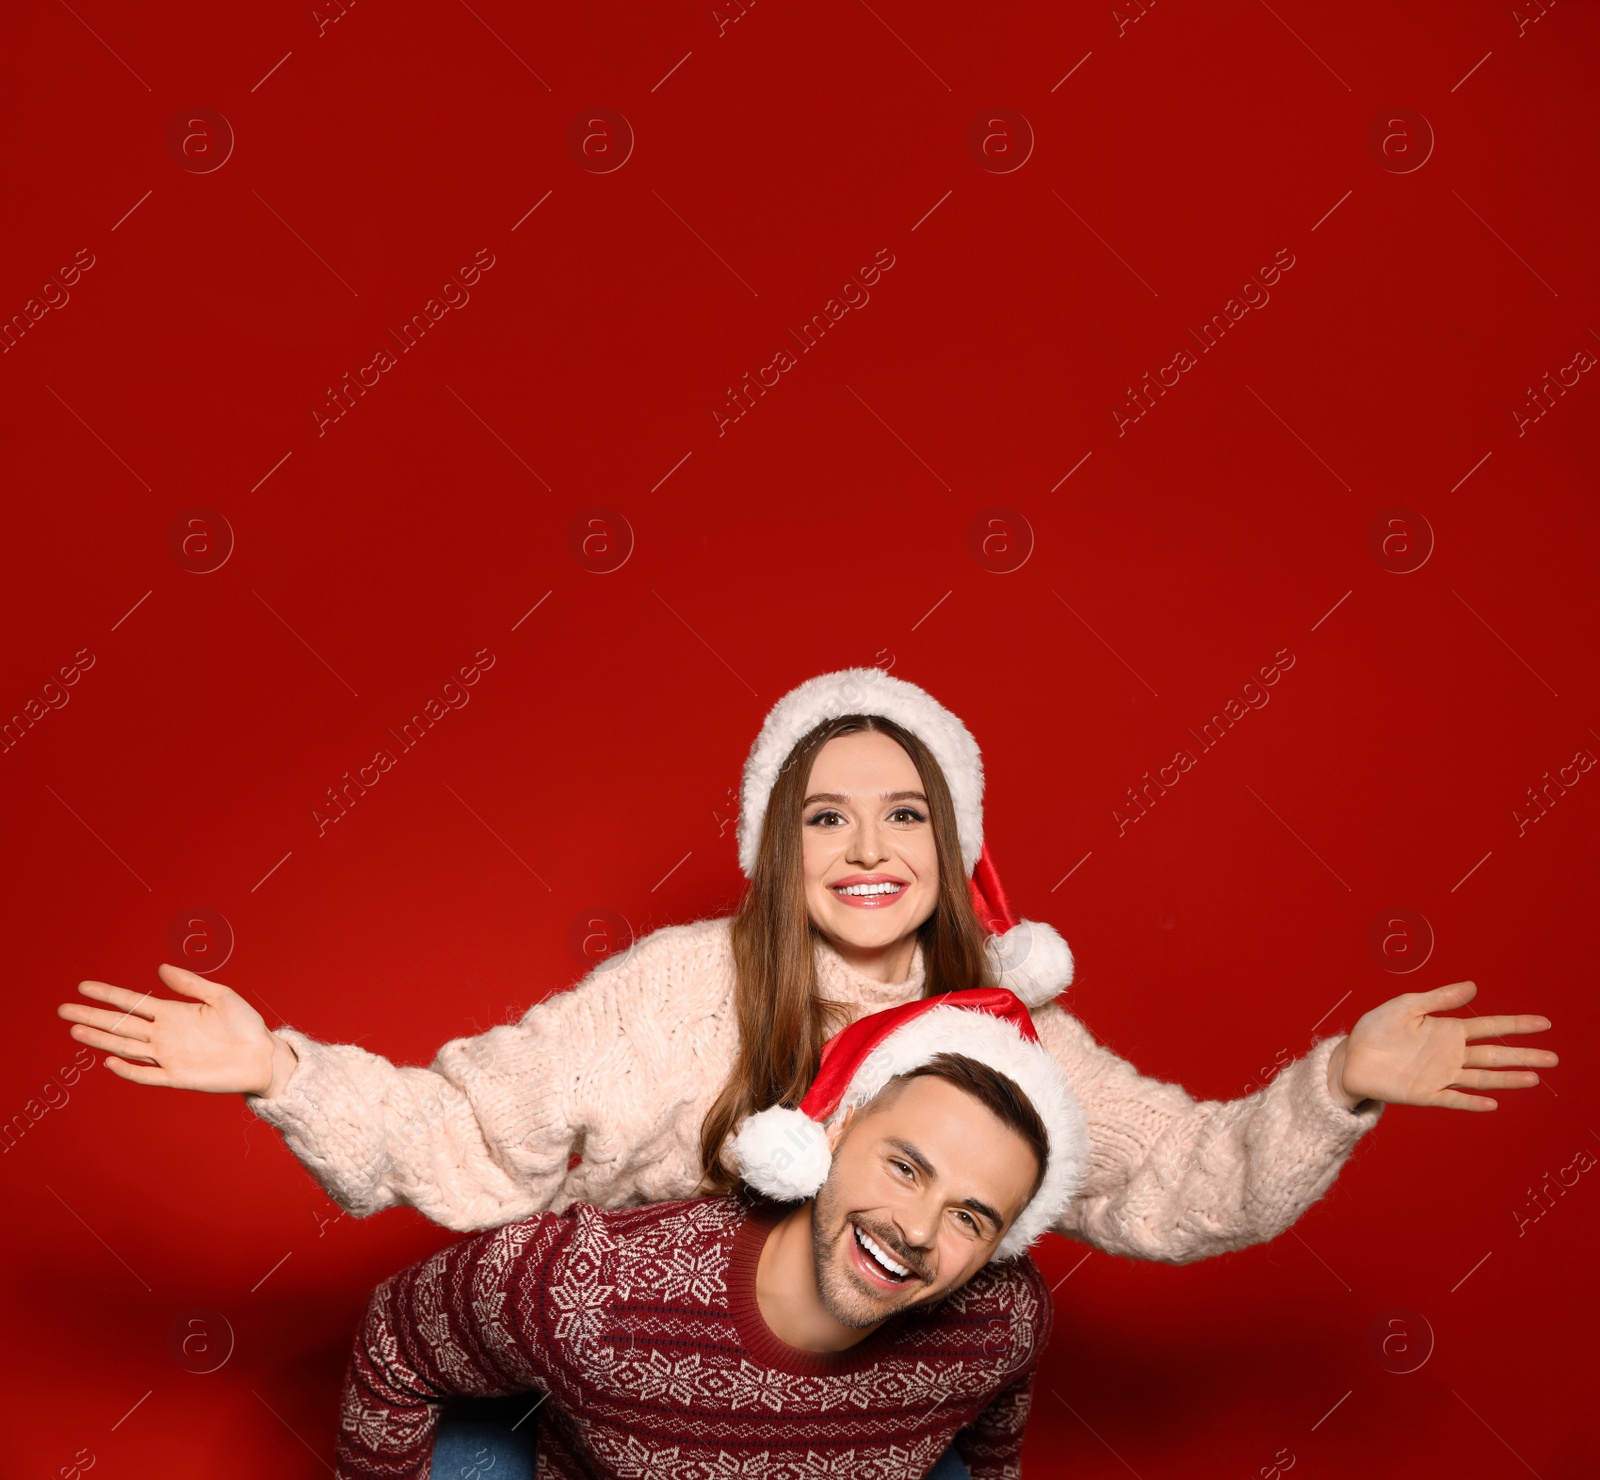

{"left": 156, "top": 962, "right": 221, "bottom": 1002}
{"left": 1463, "top": 1044, "right": 1559, "bottom": 1069}
{"left": 1431, "top": 1088, "right": 1498, "bottom": 1112}
{"left": 1417, "top": 979, "right": 1477, "bottom": 1010}
{"left": 103, "top": 1056, "right": 173, "bottom": 1087}
{"left": 1461, "top": 1013, "right": 1554, "bottom": 1040}
{"left": 76, "top": 979, "right": 159, "bottom": 1016}
{"left": 1449, "top": 1068, "right": 1540, "bottom": 1091}
{"left": 68, "top": 969, "right": 274, "bottom": 1094}
{"left": 68, "top": 1023, "right": 160, "bottom": 1062}
{"left": 58, "top": 1002, "right": 153, "bottom": 1041}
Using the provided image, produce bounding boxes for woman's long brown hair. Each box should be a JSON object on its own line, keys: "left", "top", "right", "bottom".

{"left": 698, "top": 713, "right": 996, "bottom": 1191}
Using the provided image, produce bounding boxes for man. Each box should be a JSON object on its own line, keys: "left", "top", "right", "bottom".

{"left": 336, "top": 990, "right": 1089, "bottom": 1479}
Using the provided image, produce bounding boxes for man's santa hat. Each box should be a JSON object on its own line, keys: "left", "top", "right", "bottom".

{"left": 732, "top": 988, "right": 1089, "bottom": 1260}
{"left": 736, "top": 667, "right": 1074, "bottom": 1008}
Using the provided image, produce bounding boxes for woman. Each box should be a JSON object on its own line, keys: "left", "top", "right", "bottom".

{"left": 60, "top": 668, "right": 1556, "bottom": 1475}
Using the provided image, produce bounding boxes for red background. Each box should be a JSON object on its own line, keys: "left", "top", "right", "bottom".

{"left": 2, "top": 0, "right": 1596, "bottom": 1475}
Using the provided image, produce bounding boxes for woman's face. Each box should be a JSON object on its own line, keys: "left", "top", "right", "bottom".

{"left": 801, "top": 731, "right": 941, "bottom": 957}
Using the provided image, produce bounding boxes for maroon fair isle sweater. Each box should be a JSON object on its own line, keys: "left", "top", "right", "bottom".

{"left": 337, "top": 1194, "right": 1053, "bottom": 1479}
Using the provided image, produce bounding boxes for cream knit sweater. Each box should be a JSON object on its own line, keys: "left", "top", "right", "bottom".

{"left": 247, "top": 917, "right": 1382, "bottom": 1264}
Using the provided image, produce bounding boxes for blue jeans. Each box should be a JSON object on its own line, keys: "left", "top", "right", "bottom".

{"left": 433, "top": 1396, "right": 541, "bottom": 1480}
{"left": 432, "top": 1395, "right": 972, "bottom": 1478}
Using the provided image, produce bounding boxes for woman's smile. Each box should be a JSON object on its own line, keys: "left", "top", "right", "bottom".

{"left": 828, "top": 873, "right": 910, "bottom": 909}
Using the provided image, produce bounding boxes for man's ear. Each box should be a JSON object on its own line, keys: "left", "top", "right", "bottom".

{"left": 825, "top": 1104, "right": 856, "bottom": 1153}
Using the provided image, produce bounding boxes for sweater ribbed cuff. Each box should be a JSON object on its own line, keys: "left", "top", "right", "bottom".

{"left": 1294, "top": 1034, "right": 1384, "bottom": 1144}
{"left": 242, "top": 1026, "right": 315, "bottom": 1122}
{"left": 243, "top": 1027, "right": 386, "bottom": 1210}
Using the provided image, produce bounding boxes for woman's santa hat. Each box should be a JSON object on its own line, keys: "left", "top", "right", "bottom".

{"left": 732, "top": 988, "right": 1089, "bottom": 1260}
{"left": 736, "top": 667, "right": 1074, "bottom": 1007}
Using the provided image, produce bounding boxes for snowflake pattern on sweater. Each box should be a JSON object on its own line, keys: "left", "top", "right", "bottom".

{"left": 336, "top": 1195, "right": 1050, "bottom": 1480}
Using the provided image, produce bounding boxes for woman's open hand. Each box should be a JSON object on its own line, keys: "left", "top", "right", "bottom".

{"left": 57, "top": 964, "right": 298, "bottom": 1096}
{"left": 1329, "top": 980, "right": 1556, "bottom": 1111}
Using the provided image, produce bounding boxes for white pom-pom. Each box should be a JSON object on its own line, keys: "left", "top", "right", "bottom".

{"left": 986, "top": 919, "right": 1074, "bottom": 1007}
{"left": 731, "top": 1106, "right": 832, "bottom": 1200}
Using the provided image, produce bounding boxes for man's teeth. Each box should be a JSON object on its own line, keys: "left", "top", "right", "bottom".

{"left": 855, "top": 1225, "right": 911, "bottom": 1279}
{"left": 835, "top": 882, "right": 903, "bottom": 896}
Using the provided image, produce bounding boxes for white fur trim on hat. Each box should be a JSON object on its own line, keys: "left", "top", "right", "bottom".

{"left": 734, "top": 1005, "right": 1089, "bottom": 1261}
{"left": 729, "top": 1106, "right": 833, "bottom": 1202}
{"left": 987, "top": 920, "right": 1075, "bottom": 1007}
{"left": 737, "top": 669, "right": 984, "bottom": 878}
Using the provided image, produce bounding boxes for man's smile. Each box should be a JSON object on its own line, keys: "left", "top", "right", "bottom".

{"left": 848, "top": 1218, "right": 924, "bottom": 1290}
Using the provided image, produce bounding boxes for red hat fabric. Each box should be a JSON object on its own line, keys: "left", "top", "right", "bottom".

{"left": 966, "top": 845, "right": 1018, "bottom": 936}
{"left": 731, "top": 988, "right": 1089, "bottom": 1260}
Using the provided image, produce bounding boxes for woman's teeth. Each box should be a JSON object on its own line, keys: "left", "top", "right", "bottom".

{"left": 834, "top": 882, "right": 903, "bottom": 896}
{"left": 855, "top": 1224, "right": 911, "bottom": 1280}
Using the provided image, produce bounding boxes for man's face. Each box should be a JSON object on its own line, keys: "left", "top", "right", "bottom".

{"left": 809, "top": 1075, "right": 1040, "bottom": 1330}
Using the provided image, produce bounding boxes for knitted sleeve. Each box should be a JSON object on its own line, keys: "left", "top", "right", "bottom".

{"left": 953, "top": 1372, "right": 1036, "bottom": 1480}
{"left": 954, "top": 1254, "right": 1053, "bottom": 1480}
{"left": 335, "top": 1214, "right": 567, "bottom": 1479}
{"left": 1031, "top": 1003, "right": 1383, "bottom": 1263}
{"left": 245, "top": 919, "right": 735, "bottom": 1231}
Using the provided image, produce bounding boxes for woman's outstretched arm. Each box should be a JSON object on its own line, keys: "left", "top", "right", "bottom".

{"left": 1036, "top": 1010, "right": 1379, "bottom": 1263}
{"left": 58, "top": 918, "right": 737, "bottom": 1231}
{"left": 1033, "top": 979, "right": 1555, "bottom": 1264}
